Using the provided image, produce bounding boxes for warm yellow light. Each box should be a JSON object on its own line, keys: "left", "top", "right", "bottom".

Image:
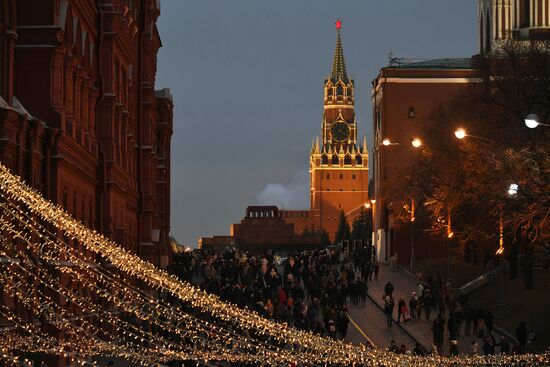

{"left": 364, "top": 203, "right": 371, "bottom": 209}
{"left": 411, "top": 138, "right": 422, "bottom": 148}
{"left": 382, "top": 138, "right": 391, "bottom": 146}
{"left": 454, "top": 128, "right": 466, "bottom": 139}
{"left": 370, "top": 199, "right": 376, "bottom": 204}
{"left": 495, "top": 247, "right": 504, "bottom": 255}
{"left": 447, "top": 232, "right": 454, "bottom": 238}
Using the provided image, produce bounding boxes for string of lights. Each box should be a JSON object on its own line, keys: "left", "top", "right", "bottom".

{"left": 1, "top": 164, "right": 549, "bottom": 366}
{"left": 0, "top": 200, "right": 326, "bottom": 366}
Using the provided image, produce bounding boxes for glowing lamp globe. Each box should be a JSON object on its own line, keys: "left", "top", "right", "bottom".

{"left": 525, "top": 114, "right": 540, "bottom": 129}
{"left": 454, "top": 128, "right": 466, "bottom": 139}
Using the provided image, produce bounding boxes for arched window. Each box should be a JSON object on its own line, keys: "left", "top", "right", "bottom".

{"left": 332, "top": 155, "right": 339, "bottom": 165}
{"left": 337, "top": 85, "right": 343, "bottom": 95}
{"left": 322, "top": 154, "right": 328, "bottom": 165}
{"left": 356, "top": 155, "right": 362, "bottom": 165}
{"left": 348, "top": 88, "right": 353, "bottom": 97}
{"left": 327, "top": 88, "right": 333, "bottom": 96}
{"left": 344, "top": 155, "right": 352, "bottom": 165}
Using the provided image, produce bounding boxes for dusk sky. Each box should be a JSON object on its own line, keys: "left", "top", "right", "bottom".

{"left": 155, "top": 1, "right": 478, "bottom": 247}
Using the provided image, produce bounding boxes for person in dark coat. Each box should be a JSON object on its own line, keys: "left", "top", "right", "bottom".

{"left": 431, "top": 314, "right": 445, "bottom": 349}
{"left": 337, "top": 306, "right": 350, "bottom": 339}
{"left": 384, "top": 281, "right": 394, "bottom": 297}
{"left": 383, "top": 294, "right": 395, "bottom": 327}
{"left": 450, "top": 339, "right": 459, "bottom": 356}
{"left": 516, "top": 321, "right": 528, "bottom": 348}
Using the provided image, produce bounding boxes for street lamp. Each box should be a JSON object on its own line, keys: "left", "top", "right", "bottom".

{"left": 524, "top": 114, "right": 550, "bottom": 128}
{"left": 382, "top": 138, "right": 399, "bottom": 146}
{"left": 496, "top": 183, "right": 517, "bottom": 319}
{"left": 411, "top": 138, "right": 422, "bottom": 148}
{"left": 454, "top": 128, "right": 466, "bottom": 139}
{"left": 409, "top": 198, "right": 416, "bottom": 271}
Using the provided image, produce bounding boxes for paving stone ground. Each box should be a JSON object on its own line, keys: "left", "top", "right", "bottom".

{"left": 358, "top": 263, "right": 504, "bottom": 356}
{"left": 345, "top": 295, "right": 416, "bottom": 350}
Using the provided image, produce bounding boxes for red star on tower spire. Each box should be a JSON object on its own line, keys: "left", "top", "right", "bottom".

{"left": 335, "top": 18, "right": 342, "bottom": 30}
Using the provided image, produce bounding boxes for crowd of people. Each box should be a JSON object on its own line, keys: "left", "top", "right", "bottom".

{"left": 171, "top": 246, "right": 374, "bottom": 340}
{"left": 170, "top": 246, "right": 540, "bottom": 357}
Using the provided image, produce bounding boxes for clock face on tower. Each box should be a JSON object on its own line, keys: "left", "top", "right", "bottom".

{"left": 331, "top": 122, "right": 350, "bottom": 142}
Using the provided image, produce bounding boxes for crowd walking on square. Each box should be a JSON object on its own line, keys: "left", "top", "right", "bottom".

{"left": 169, "top": 246, "right": 537, "bottom": 357}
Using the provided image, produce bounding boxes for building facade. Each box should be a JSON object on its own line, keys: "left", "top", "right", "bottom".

{"left": 310, "top": 22, "right": 369, "bottom": 241}
{"left": 371, "top": 0, "right": 550, "bottom": 265}
{"left": 199, "top": 206, "right": 322, "bottom": 252}
{"left": 0, "top": 0, "right": 173, "bottom": 268}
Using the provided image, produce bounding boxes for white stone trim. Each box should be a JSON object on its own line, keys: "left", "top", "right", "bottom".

{"left": 380, "top": 77, "right": 474, "bottom": 84}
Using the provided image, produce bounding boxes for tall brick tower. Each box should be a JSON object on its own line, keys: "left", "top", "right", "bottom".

{"left": 309, "top": 20, "right": 369, "bottom": 241}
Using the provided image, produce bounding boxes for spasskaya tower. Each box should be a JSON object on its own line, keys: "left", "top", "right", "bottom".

{"left": 309, "top": 20, "right": 369, "bottom": 241}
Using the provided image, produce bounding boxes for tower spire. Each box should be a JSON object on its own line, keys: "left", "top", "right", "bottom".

{"left": 331, "top": 19, "right": 348, "bottom": 83}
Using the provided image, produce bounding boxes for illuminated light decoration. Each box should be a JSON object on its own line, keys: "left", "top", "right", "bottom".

{"left": 454, "top": 128, "right": 466, "bottom": 139}
{"left": 335, "top": 18, "right": 342, "bottom": 30}
{"left": 0, "top": 204, "right": 328, "bottom": 366}
{"left": 411, "top": 138, "right": 422, "bottom": 148}
{"left": 0, "top": 164, "right": 549, "bottom": 366}
{"left": 382, "top": 138, "right": 391, "bottom": 146}
{"left": 508, "top": 183, "right": 518, "bottom": 196}
{"left": 525, "top": 113, "right": 540, "bottom": 128}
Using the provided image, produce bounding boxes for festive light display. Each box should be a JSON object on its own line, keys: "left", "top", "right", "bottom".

{"left": 0, "top": 163, "right": 549, "bottom": 366}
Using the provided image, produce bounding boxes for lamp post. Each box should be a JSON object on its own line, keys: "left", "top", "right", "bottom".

{"left": 409, "top": 198, "right": 416, "bottom": 271}
{"left": 495, "top": 183, "right": 518, "bottom": 319}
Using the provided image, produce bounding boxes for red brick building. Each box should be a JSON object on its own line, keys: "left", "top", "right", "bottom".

{"left": 199, "top": 206, "right": 321, "bottom": 252}
{"left": 0, "top": 0, "right": 173, "bottom": 267}
{"left": 309, "top": 22, "right": 369, "bottom": 241}
{"left": 372, "top": 0, "right": 550, "bottom": 266}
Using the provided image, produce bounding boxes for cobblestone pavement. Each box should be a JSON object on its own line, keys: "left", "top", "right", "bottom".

{"left": 365, "top": 264, "right": 498, "bottom": 356}
{"left": 345, "top": 295, "right": 417, "bottom": 350}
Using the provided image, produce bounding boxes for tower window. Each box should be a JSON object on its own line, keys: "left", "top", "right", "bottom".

{"left": 327, "top": 189, "right": 331, "bottom": 191}
{"left": 356, "top": 156, "right": 362, "bottom": 164}
{"left": 348, "top": 88, "right": 353, "bottom": 97}
{"left": 322, "top": 154, "right": 328, "bottom": 165}
{"left": 344, "top": 155, "right": 352, "bottom": 165}
{"left": 326, "top": 173, "right": 330, "bottom": 179}
{"left": 408, "top": 107, "right": 416, "bottom": 119}
{"left": 352, "top": 174, "right": 356, "bottom": 179}
{"left": 332, "top": 155, "right": 339, "bottom": 165}
{"left": 339, "top": 174, "right": 344, "bottom": 179}
{"left": 327, "top": 88, "right": 333, "bottom": 96}
{"left": 337, "top": 85, "right": 343, "bottom": 95}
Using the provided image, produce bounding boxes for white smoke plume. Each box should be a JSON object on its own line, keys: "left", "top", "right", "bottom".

{"left": 257, "top": 170, "right": 309, "bottom": 209}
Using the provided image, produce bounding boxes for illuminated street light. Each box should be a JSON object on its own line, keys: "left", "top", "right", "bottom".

{"left": 370, "top": 199, "right": 376, "bottom": 204}
{"left": 411, "top": 138, "right": 422, "bottom": 148}
{"left": 508, "top": 183, "right": 518, "bottom": 196}
{"left": 525, "top": 114, "right": 540, "bottom": 128}
{"left": 524, "top": 114, "right": 550, "bottom": 128}
{"left": 382, "top": 138, "right": 399, "bottom": 146}
{"left": 364, "top": 202, "right": 371, "bottom": 209}
{"left": 454, "top": 128, "right": 466, "bottom": 139}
